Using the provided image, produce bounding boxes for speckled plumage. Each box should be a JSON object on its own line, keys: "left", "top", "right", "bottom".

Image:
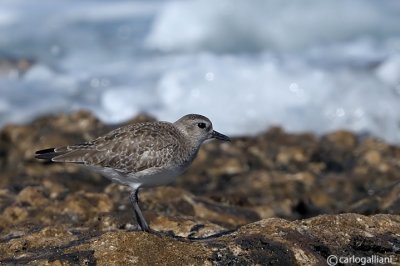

{"left": 35, "top": 114, "right": 230, "bottom": 232}
{"left": 54, "top": 123, "right": 190, "bottom": 172}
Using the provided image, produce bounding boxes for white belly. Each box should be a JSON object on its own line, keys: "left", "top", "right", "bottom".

{"left": 88, "top": 165, "right": 185, "bottom": 190}
{"left": 127, "top": 167, "right": 183, "bottom": 188}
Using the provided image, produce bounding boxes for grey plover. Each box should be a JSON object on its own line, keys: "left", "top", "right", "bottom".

{"left": 35, "top": 114, "right": 230, "bottom": 232}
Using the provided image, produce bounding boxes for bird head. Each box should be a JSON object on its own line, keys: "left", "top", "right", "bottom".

{"left": 174, "top": 114, "right": 230, "bottom": 145}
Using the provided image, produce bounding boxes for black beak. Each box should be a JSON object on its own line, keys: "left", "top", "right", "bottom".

{"left": 211, "top": 130, "right": 231, "bottom": 141}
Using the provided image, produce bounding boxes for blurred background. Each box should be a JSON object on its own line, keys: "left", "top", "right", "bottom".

{"left": 1, "top": 0, "right": 400, "bottom": 142}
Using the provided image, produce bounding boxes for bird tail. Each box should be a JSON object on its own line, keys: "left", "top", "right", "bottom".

{"left": 35, "top": 143, "right": 95, "bottom": 163}
{"left": 35, "top": 148, "right": 67, "bottom": 161}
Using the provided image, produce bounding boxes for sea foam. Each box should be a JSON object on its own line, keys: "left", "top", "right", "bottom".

{"left": 1, "top": 0, "right": 400, "bottom": 143}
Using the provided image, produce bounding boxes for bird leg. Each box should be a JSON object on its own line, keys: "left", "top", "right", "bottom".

{"left": 129, "top": 189, "right": 150, "bottom": 232}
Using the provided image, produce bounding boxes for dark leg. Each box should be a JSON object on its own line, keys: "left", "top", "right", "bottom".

{"left": 129, "top": 189, "right": 150, "bottom": 232}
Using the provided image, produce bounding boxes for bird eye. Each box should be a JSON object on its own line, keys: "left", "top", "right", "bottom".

{"left": 197, "top": 122, "right": 206, "bottom": 129}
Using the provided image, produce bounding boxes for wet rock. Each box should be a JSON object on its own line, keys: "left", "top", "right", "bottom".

{"left": 350, "top": 181, "right": 400, "bottom": 214}
{"left": 0, "top": 111, "right": 400, "bottom": 264}
{"left": 311, "top": 130, "right": 357, "bottom": 172}
{"left": 16, "top": 186, "right": 49, "bottom": 207}
{"left": 0, "top": 214, "right": 398, "bottom": 265}
{"left": 0, "top": 111, "right": 105, "bottom": 173}
{"left": 63, "top": 192, "right": 114, "bottom": 222}
{"left": 1, "top": 206, "right": 29, "bottom": 225}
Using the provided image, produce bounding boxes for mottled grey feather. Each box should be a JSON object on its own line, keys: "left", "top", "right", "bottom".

{"left": 50, "top": 122, "right": 189, "bottom": 174}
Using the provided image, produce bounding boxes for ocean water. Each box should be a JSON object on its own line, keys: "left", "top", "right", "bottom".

{"left": 1, "top": 0, "right": 400, "bottom": 142}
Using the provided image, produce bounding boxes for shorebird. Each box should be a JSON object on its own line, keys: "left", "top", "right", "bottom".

{"left": 35, "top": 114, "right": 230, "bottom": 232}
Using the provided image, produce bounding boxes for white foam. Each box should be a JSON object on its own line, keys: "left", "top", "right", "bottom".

{"left": 146, "top": 0, "right": 400, "bottom": 52}
{"left": 149, "top": 54, "right": 400, "bottom": 142}
{"left": 1, "top": 0, "right": 400, "bottom": 144}
{"left": 0, "top": 11, "right": 16, "bottom": 27}
{"left": 100, "top": 87, "right": 159, "bottom": 122}
{"left": 376, "top": 55, "right": 400, "bottom": 87}
{"left": 24, "top": 65, "right": 54, "bottom": 81}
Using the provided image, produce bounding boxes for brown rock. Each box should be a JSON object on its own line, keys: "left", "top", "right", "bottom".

{"left": 63, "top": 192, "right": 114, "bottom": 221}
{"left": 1, "top": 206, "right": 29, "bottom": 224}
{"left": 0, "top": 214, "right": 398, "bottom": 265}
{"left": 16, "top": 186, "right": 49, "bottom": 207}
{"left": 0, "top": 111, "right": 400, "bottom": 264}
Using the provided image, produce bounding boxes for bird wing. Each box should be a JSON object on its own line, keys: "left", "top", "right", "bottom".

{"left": 38, "top": 122, "right": 182, "bottom": 174}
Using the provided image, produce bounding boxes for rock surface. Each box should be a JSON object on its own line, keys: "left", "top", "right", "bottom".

{"left": 0, "top": 111, "right": 399, "bottom": 265}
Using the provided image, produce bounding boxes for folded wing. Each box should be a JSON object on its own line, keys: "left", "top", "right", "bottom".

{"left": 35, "top": 123, "right": 181, "bottom": 174}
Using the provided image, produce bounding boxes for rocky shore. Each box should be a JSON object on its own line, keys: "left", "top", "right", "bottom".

{"left": 0, "top": 111, "right": 399, "bottom": 265}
